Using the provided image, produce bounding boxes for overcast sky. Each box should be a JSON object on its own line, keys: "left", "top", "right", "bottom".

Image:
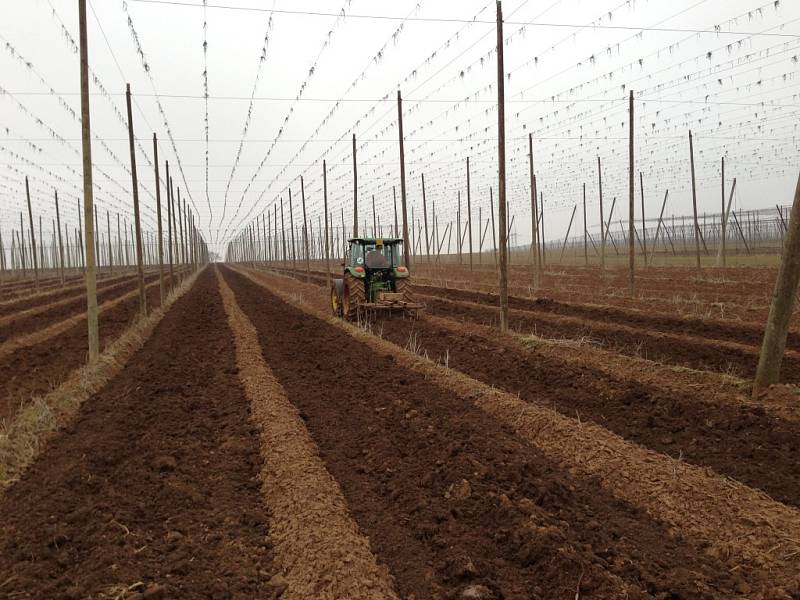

{"left": 2, "top": 0, "right": 799, "bottom": 257}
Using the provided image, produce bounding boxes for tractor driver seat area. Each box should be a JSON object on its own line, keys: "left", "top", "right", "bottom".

{"left": 365, "top": 249, "right": 389, "bottom": 268}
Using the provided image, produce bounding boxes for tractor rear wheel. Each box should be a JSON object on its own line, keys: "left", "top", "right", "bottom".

{"left": 395, "top": 278, "right": 414, "bottom": 302}
{"left": 343, "top": 273, "right": 365, "bottom": 321}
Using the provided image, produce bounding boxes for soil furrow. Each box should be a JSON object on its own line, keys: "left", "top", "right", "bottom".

{"left": 0, "top": 273, "right": 159, "bottom": 343}
{"left": 0, "top": 283, "right": 162, "bottom": 422}
{"left": 222, "top": 266, "right": 745, "bottom": 600}
{"left": 416, "top": 284, "right": 800, "bottom": 351}
{"left": 420, "top": 294, "right": 800, "bottom": 383}
{"left": 0, "top": 267, "right": 276, "bottom": 598}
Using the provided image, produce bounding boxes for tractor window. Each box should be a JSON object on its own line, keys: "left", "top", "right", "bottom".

{"left": 349, "top": 242, "right": 364, "bottom": 266}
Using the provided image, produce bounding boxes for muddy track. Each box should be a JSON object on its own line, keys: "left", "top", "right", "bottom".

{"left": 0, "top": 268, "right": 276, "bottom": 598}
{"left": 0, "top": 284, "right": 162, "bottom": 422}
{"left": 0, "top": 273, "right": 160, "bottom": 344}
{"left": 222, "top": 266, "right": 744, "bottom": 599}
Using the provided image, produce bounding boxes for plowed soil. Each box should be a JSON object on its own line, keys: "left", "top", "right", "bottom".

{"left": 0, "top": 273, "right": 159, "bottom": 344}
{"left": 374, "top": 312, "right": 800, "bottom": 507}
{"left": 0, "top": 268, "right": 276, "bottom": 598}
{"left": 0, "top": 284, "right": 161, "bottom": 422}
{"left": 256, "top": 266, "right": 800, "bottom": 505}
{"left": 267, "top": 265, "right": 799, "bottom": 383}
{"left": 221, "top": 266, "right": 745, "bottom": 600}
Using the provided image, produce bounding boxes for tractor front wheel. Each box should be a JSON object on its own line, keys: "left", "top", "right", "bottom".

{"left": 343, "top": 273, "right": 365, "bottom": 321}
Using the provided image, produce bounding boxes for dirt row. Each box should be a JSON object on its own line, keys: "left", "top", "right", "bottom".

{"left": 0, "top": 273, "right": 161, "bottom": 344}
{"left": 221, "top": 266, "right": 755, "bottom": 599}
{"left": 0, "top": 283, "right": 162, "bottom": 423}
{"left": 419, "top": 294, "right": 800, "bottom": 383}
{"left": 0, "top": 268, "right": 277, "bottom": 598}
{"left": 258, "top": 266, "right": 800, "bottom": 507}
{"left": 415, "top": 284, "right": 799, "bottom": 351}
{"left": 413, "top": 263, "right": 779, "bottom": 296}
{"left": 0, "top": 270, "right": 161, "bottom": 317}
{"left": 268, "top": 265, "right": 798, "bottom": 383}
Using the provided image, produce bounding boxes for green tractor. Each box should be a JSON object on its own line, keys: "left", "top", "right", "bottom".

{"left": 331, "top": 237, "right": 423, "bottom": 320}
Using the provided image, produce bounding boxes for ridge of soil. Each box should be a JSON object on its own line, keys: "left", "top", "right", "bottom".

{"left": 0, "top": 267, "right": 276, "bottom": 598}
{"left": 0, "top": 284, "right": 161, "bottom": 422}
{"left": 222, "top": 266, "right": 746, "bottom": 600}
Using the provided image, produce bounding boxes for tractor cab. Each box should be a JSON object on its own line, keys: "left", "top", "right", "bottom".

{"left": 332, "top": 238, "right": 423, "bottom": 320}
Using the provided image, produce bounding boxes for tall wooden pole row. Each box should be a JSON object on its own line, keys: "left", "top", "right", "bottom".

{"left": 107, "top": 210, "right": 113, "bottom": 275}
{"left": 496, "top": 0, "right": 509, "bottom": 332}
{"left": 628, "top": 89, "right": 635, "bottom": 296}
{"left": 689, "top": 130, "right": 702, "bottom": 274}
{"left": 528, "top": 134, "right": 539, "bottom": 288}
{"left": 301, "top": 175, "right": 310, "bottom": 280}
{"left": 397, "top": 90, "right": 411, "bottom": 269}
{"left": 352, "top": 133, "right": 358, "bottom": 238}
{"left": 153, "top": 133, "right": 165, "bottom": 303}
{"left": 78, "top": 0, "right": 99, "bottom": 359}
{"left": 323, "top": 159, "right": 331, "bottom": 291}
{"left": 421, "top": 174, "right": 430, "bottom": 263}
{"left": 24, "top": 177, "right": 39, "bottom": 288}
{"left": 466, "top": 156, "right": 473, "bottom": 271}
{"left": 583, "top": 183, "right": 588, "bottom": 266}
{"left": 639, "top": 172, "right": 647, "bottom": 267}
{"left": 54, "top": 189, "right": 65, "bottom": 284}
{"left": 598, "top": 156, "right": 605, "bottom": 271}
{"left": 166, "top": 166, "right": 175, "bottom": 288}
{"left": 125, "top": 83, "right": 147, "bottom": 317}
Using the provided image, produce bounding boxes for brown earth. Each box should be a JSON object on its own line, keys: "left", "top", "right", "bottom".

{"left": 0, "top": 284, "right": 161, "bottom": 422}
{"left": 257, "top": 266, "right": 800, "bottom": 505}
{"left": 0, "top": 273, "right": 159, "bottom": 344}
{"left": 0, "top": 267, "right": 277, "bottom": 598}
{"left": 221, "top": 266, "right": 746, "bottom": 600}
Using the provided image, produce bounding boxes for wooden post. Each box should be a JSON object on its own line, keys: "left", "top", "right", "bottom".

{"left": 371, "top": 194, "right": 376, "bottom": 237}
{"left": 539, "top": 193, "right": 546, "bottom": 266}
{"left": 301, "top": 176, "right": 310, "bottom": 281}
{"left": 528, "top": 134, "right": 539, "bottom": 287}
{"left": 754, "top": 174, "right": 800, "bottom": 393}
{"left": 421, "top": 174, "right": 430, "bottom": 262}
{"left": 397, "top": 91, "right": 411, "bottom": 268}
{"left": 716, "top": 166, "right": 736, "bottom": 269}
{"left": 496, "top": 0, "right": 508, "bottom": 332}
{"left": 490, "top": 188, "right": 497, "bottom": 268}
{"left": 54, "top": 189, "right": 65, "bottom": 284}
{"left": 583, "top": 183, "right": 588, "bottom": 266}
{"left": 393, "top": 186, "right": 398, "bottom": 239}
{"left": 352, "top": 133, "right": 358, "bottom": 237}
{"left": 689, "top": 130, "right": 702, "bottom": 274}
{"left": 153, "top": 133, "right": 165, "bottom": 303}
{"left": 288, "top": 187, "right": 296, "bottom": 271}
{"left": 628, "top": 90, "right": 635, "bottom": 295}
{"left": 466, "top": 156, "right": 473, "bottom": 271}
{"left": 178, "top": 189, "right": 186, "bottom": 267}
{"left": 598, "top": 156, "right": 605, "bottom": 270}
{"left": 280, "top": 199, "right": 287, "bottom": 267}
{"left": 166, "top": 166, "right": 175, "bottom": 287}
{"left": 24, "top": 177, "right": 39, "bottom": 288}
{"left": 106, "top": 210, "right": 113, "bottom": 275}
{"left": 560, "top": 205, "right": 577, "bottom": 262}
{"left": 78, "top": 0, "right": 99, "bottom": 358}
{"left": 323, "top": 160, "right": 330, "bottom": 291}
{"left": 125, "top": 83, "right": 147, "bottom": 317}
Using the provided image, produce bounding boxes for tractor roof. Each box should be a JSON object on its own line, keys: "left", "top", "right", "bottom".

{"left": 348, "top": 237, "right": 403, "bottom": 244}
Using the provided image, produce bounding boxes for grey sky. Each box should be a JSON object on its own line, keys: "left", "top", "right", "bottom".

{"left": 2, "top": 0, "right": 799, "bottom": 257}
